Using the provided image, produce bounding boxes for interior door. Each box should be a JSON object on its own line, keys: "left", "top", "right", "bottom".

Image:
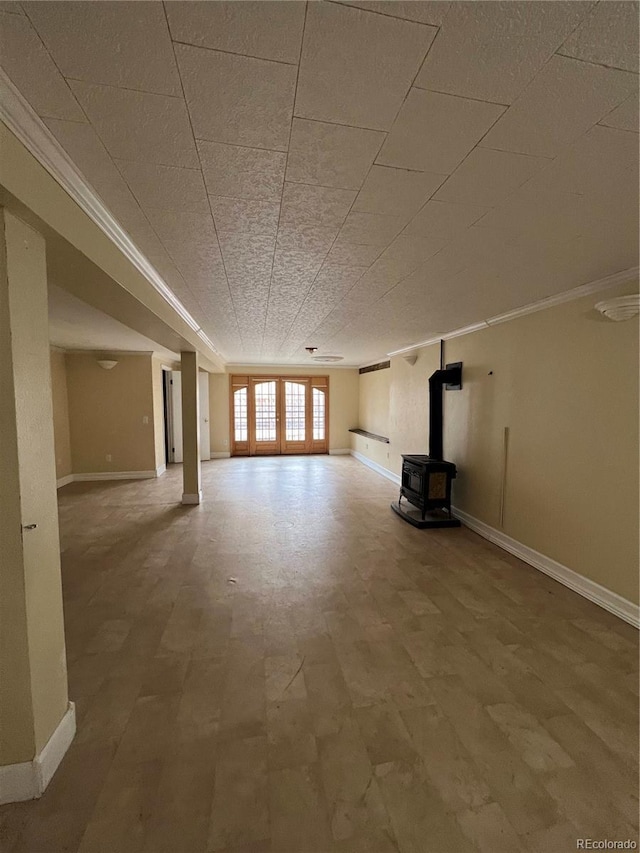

{"left": 250, "top": 378, "right": 280, "bottom": 455}
{"left": 170, "top": 370, "right": 182, "bottom": 463}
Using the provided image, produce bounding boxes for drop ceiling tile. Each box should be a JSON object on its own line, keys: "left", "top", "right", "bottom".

{"left": 276, "top": 225, "right": 339, "bottom": 257}
{"left": 482, "top": 55, "right": 638, "bottom": 158}
{"left": 434, "top": 148, "right": 550, "bottom": 207}
{"left": 44, "top": 118, "right": 139, "bottom": 214}
{"left": 474, "top": 185, "right": 608, "bottom": 245}
{"left": 175, "top": 43, "right": 296, "bottom": 151}
{"left": 210, "top": 197, "right": 280, "bottom": 238}
{"left": 378, "top": 88, "right": 505, "bottom": 173}
{"left": 415, "top": 1, "right": 595, "bottom": 104}
{"left": 0, "top": 3, "right": 24, "bottom": 14}
{"left": 599, "top": 92, "right": 639, "bottom": 133}
{"left": 295, "top": 1, "right": 436, "bottom": 130}
{"left": 143, "top": 209, "right": 220, "bottom": 266}
{"left": 354, "top": 165, "right": 446, "bottom": 217}
{"left": 403, "top": 199, "right": 489, "bottom": 240}
{"left": 165, "top": 1, "right": 305, "bottom": 65}
{"left": 217, "top": 232, "right": 276, "bottom": 283}
{"left": 325, "top": 241, "right": 386, "bottom": 266}
{"left": 280, "top": 183, "right": 356, "bottom": 230}
{"left": 382, "top": 233, "right": 452, "bottom": 267}
{"left": 116, "top": 160, "right": 209, "bottom": 215}
{"left": 286, "top": 119, "right": 384, "bottom": 190}
{"left": 26, "top": 1, "right": 181, "bottom": 95}
{"left": 197, "top": 140, "right": 286, "bottom": 202}
{"left": 339, "top": 211, "right": 407, "bottom": 245}
{"left": 560, "top": 1, "right": 639, "bottom": 73}
{"left": 336, "top": 2, "right": 451, "bottom": 26}
{"left": 524, "top": 124, "right": 638, "bottom": 201}
{"left": 0, "top": 12, "right": 85, "bottom": 120}
{"left": 68, "top": 80, "right": 199, "bottom": 168}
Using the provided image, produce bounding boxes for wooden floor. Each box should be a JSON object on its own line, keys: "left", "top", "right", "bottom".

{"left": 1, "top": 456, "right": 638, "bottom": 853}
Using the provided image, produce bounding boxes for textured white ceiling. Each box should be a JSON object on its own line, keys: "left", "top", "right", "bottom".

{"left": 1, "top": 0, "right": 638, "bottom": 366}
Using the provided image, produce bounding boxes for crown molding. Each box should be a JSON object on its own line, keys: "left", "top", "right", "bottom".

{"left": 386, "top": 266, "right": 639, "bottom": 358}
{"left": 0, "top": 69, "right": 221, "bottom": 361}
{"left": 486, "top": 266, "right": 638, "bottom": 328}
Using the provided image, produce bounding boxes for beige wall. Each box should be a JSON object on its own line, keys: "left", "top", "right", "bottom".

{"left": 50, "top": 348, "right": 72, "bottom": 481}
{"left": 210, "top": 366, "right": 359, "bottom": 454}
{"left": 209, "top": 373, "right": 230, "bottom": 455}
{"left": 65, "top": 353, "right": 157, "bottom": 474}
{"left": 1, "top": 210, "right": 68, "bottom": 765}
{"left": 355, "top": 281, "right": 639, "bottom": 605}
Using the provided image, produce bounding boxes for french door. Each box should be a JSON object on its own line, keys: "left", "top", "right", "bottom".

{"left": 230, "top": 375, "right": 329, "bottom": 456}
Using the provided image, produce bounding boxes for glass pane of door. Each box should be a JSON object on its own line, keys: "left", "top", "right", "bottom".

{"left": 234, "top": 387, "right": 248, "bottom": 442}
{"left": 285, "top": 381, "right": 306, "bottom": 441}
{"left": 312, "top": 388, "right": 325, "bottom": 440}
{"left": 254, "top": 381, "right": 277, "bottom": 442}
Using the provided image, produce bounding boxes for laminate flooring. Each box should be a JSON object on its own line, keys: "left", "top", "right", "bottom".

{"left": 1, "top": 457, "right": 637, "bottom": 853}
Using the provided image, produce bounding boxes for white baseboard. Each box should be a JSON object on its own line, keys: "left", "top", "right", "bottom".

{"left": 350, "top": 450, "right": 401, "bottom": 485}
{"left": 0, "top": 702, "right": 75, "bottom": 805}
{"left": 329, "top": 448, "right": 351, "bottom": 455}
{"left": 73, "top": 470, "right": 157, "bottom": 482}
{"left": 155, "top": 464, "right": 166, "bottom": 477}
{"left": 56, "top": 474, "right": 74, "bottom": 489}
{"left": 210, "top": 452, "right": 231, "bottom": 458}
{"left": 452, "top": 507, "right": 639, "bottom": 628}
{"left": 182, "top": 491, "right": 202, "bottom": 505}
{"left": 349, "top": 451, "right": 638, "bottom": 628}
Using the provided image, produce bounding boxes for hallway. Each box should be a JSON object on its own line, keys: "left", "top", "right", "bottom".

{"left": 1, "top": 457, "right": 637, "bottom": 852}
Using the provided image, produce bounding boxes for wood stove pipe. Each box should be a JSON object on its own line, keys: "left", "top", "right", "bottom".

{"left": 429, "top": 363, "right": 462, "bottom": 460}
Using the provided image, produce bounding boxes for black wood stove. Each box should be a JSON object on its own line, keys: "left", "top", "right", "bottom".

{"left": 391, "top": 362, "right": 462, "bottom": 529}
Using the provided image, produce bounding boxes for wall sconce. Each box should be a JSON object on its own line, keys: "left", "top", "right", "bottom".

{"left": 97, "top": 359, "right": 118, "bottom": 370}
{"left": 402, "top": 353, "right": 418, "bottom": 366}
{"left": 595, "top": 294, "right": 639, "bottom": 321}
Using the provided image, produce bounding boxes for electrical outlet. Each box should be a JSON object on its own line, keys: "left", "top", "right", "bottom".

{"left": 223, "top": 439, "right": 228, "bottom": 446}
{"left": 106, "top": 454, "right": 112, "bottom": 462}
{"left": 142, "top": 415, "right": 149, "bottom": 425}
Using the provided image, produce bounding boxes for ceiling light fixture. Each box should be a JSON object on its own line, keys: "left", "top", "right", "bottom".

{"left": 97, "top": 359, "right": 118, "bottom": 370}
{"left": 311, "top": 355, "right": 344, "bottom": 363}
{"left": 595, "top": 294, "right": 640, "bottom": 322}
{"left": 305, "top": 346, "right": 318, "bottom": 354}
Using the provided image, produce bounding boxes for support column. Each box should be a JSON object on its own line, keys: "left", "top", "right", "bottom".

{"left": 180, "top": 351, "right": 202, "bottom": 505}
{"left": 0, "top": 209, "right": 74, "bottom": 805}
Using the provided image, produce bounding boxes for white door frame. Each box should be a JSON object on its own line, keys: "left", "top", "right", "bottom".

{"left": 199, "top": 372, "right": 210, "bottom": 461}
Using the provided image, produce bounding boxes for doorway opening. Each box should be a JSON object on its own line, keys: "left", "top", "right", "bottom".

{"left": 230, "top": 375, "right": 329, "bottom": 456}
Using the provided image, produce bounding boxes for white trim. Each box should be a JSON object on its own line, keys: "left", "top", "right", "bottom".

{"left": 73, "top": 470, "right": 157, "bottom": 482}
{"left": 225, "top": 363, "right": 358, "bottom": 371}
{"left": 349, "top": 451, "right": 639, "bottom": 628}
{"left": 350, "top": 450, "right": 401, "bottom": 486}
{"left": 155, "top": 464, "right": 166, "bottom": 477}
{"left": 452, "top": 507, "right": 639, "bottom": 628}
{"left": 0, "top": 69, "right": 221, "bottom": 362}
{"left": 329, "top": 448, "right": 351, "bottom": 455}
{"left": 182, "top": 491, "right": 203, "bottom": 505}
{"left": 56, "top": 474, "right": 74, "bottom": 489}
{"left": 385, "top": 267, "right": 639, "bottom": 359}
{"left": 0, "top": 702, "right": 75, "bottom": 805}
{"left": 210, "top": 451, "right": 231, "bottom": 458}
